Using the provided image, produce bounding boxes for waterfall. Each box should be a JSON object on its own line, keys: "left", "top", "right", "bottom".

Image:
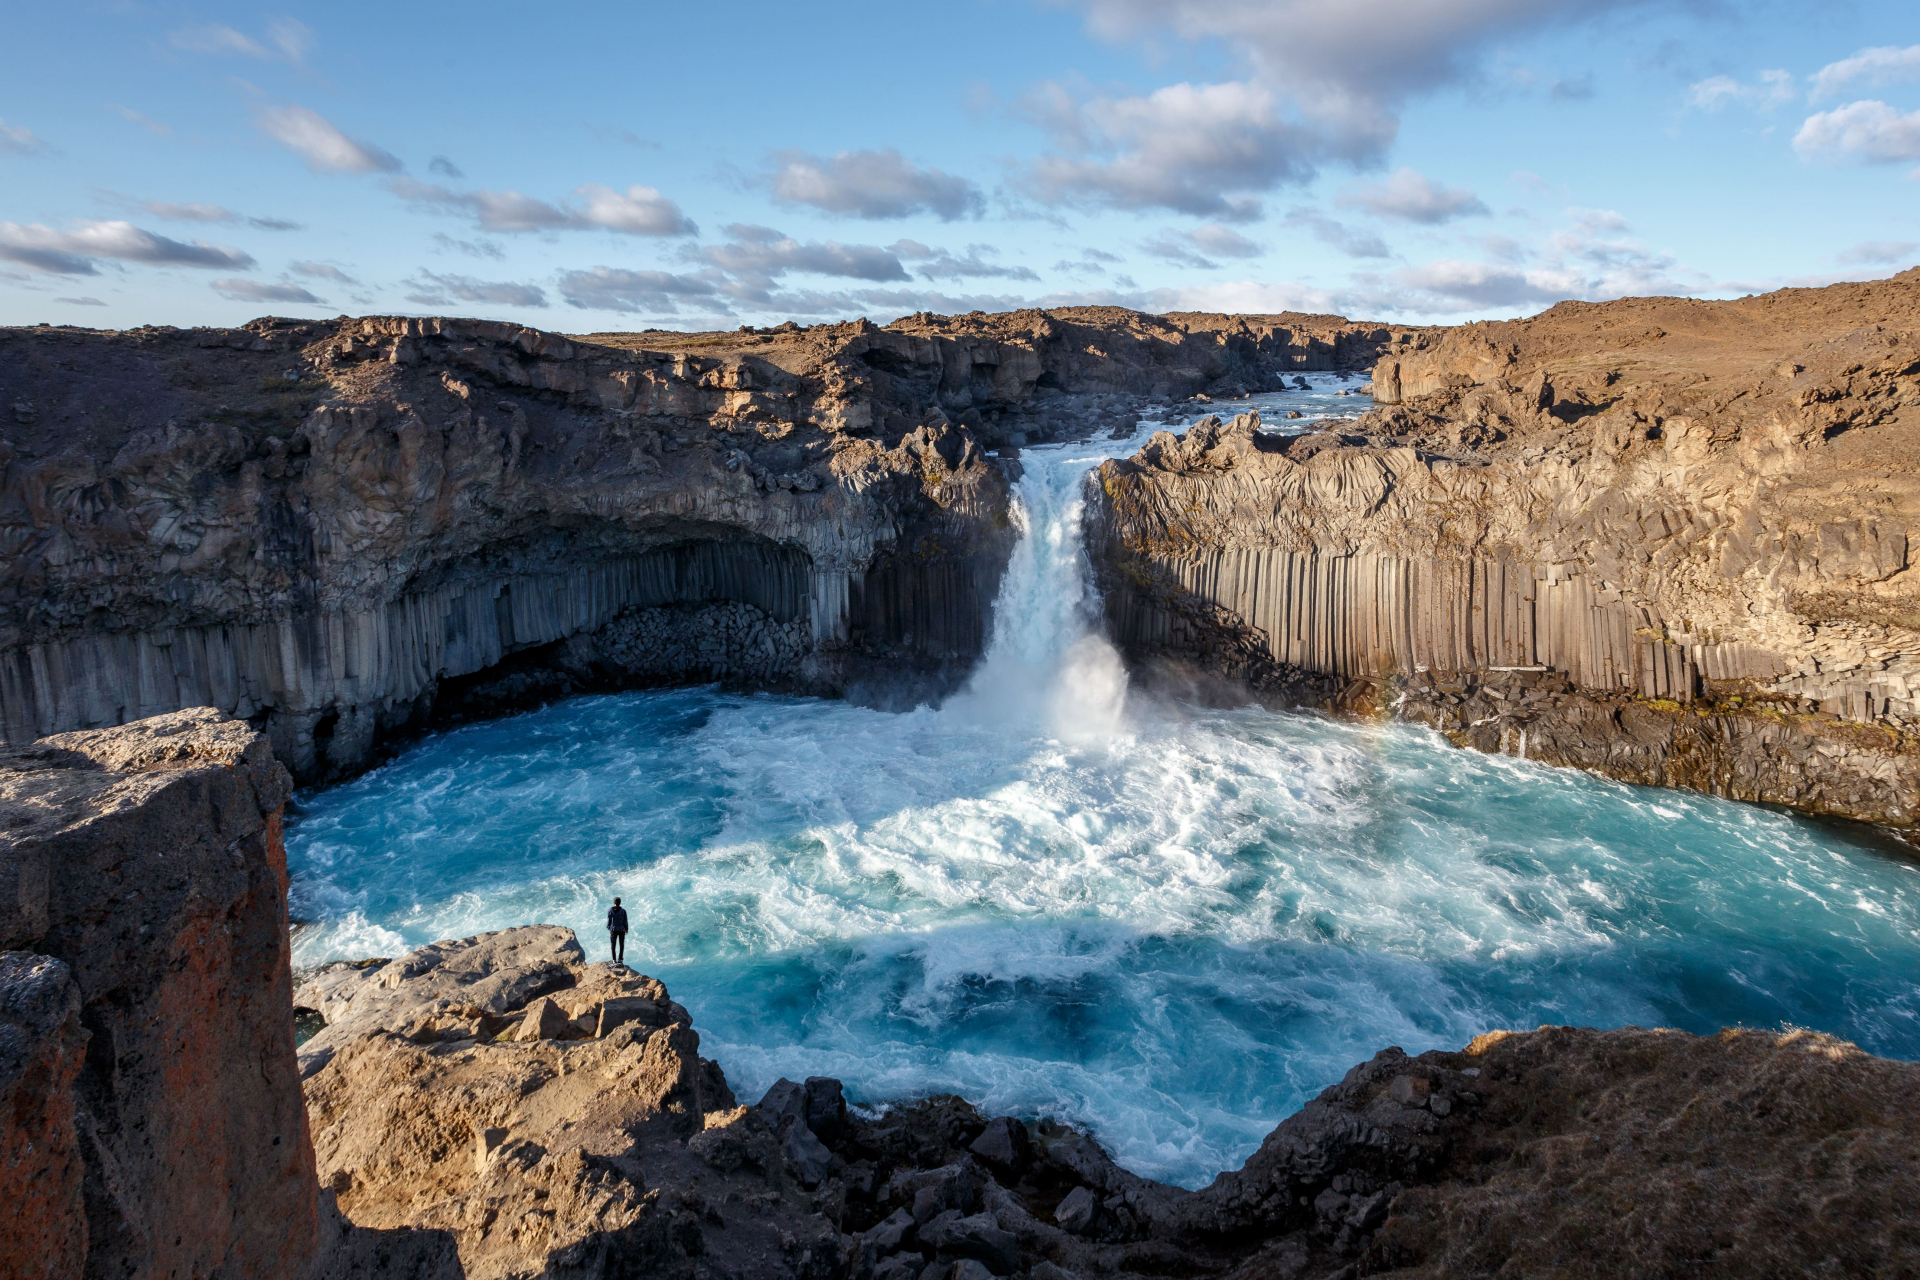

{"left": 950, "top": 439, "right": 1134, "bottom": 741}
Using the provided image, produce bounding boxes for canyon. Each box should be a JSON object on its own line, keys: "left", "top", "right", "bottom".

{"left": 5, "top": 277, "right": 1920, "bottom": 829}
{"left": 0, "top": 307, "right": 1412, "bottom": 784}
{"left": 7, "top": 279, "right": 1920, "bottom": 1277}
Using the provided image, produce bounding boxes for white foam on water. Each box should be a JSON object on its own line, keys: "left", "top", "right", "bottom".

{"left": 286, "top": 378, "right": 1920, "bottom": 1187}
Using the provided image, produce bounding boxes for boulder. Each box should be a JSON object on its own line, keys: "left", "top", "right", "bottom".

{"left": 967, "top": 1115, "right": 1031, "bottom": 1173}
{"left": 512, "top": 996, "right": 569, "bottom": 1042}
{"left": 1054, "top": 1185, "right": 1098, "bottom": 1235}
{"left": 919, "top": 1211, "right": 1020, "bottom": 1276}
{"left": 595, "top": 994, "right": 667, "bottom": 1038}
{"left": 782, "top": 1118, "right": 833, "bottom": 1188}
{"left": 759, "top": 1077, "right": 807, "bottom": 1130}
{"left": 804, "top": 1075, "right": 848, "bottom": 1140}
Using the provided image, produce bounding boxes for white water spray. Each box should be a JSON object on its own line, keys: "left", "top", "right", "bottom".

{"left": 951, "top": 438, "right": 1139, "bottom": 741}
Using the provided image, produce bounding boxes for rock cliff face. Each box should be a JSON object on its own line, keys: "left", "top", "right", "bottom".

{"left": 0, "top": 309, "right": 1410, "bottom": 783}
{"left": 295, "top": 925, "right": 1920, "bottom": 1280}
{"left": 1093, "top": 272, "right": 1920, "bottom": 826}
{"left": 0, "top": 709, "right": 312, "bottom": 1280}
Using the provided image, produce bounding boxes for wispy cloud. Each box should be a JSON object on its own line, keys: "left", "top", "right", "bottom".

{"left": 1685, "top": 70, "right": 1796, "bottom": 112}
{"left": 405, "top": 270, "right": 548, "bottom": 309}
{"left": 110, "top": 105, "right": 170, "bottom": 136}
{"left": 289, "top": 260, "right": 358, "bottom": 284}
{"left": 0, "top": 220, "right": 256, "bottom": 275}
{"left": 212, "top": 278, "right": 325, "bottom": 304}
{"left": 889, "top": 240, "right": 1039, "bottom": 281}
{"left": 1837, "top": 240, "right": 1918, "bottom": 265}
{"left": 0, "top": 119, "right": 48, "bottom": 156}
{"left": 171, "top": 18, "right": 314, "bottom": 64}
{"left": 1810, "top": 45, "right": 1920, "bottom": 100}
{"left": 390, "top": 178, "right": 697, "bottom": 236}
{"left": 557, "top": 267, "right": 723, "bottom": 313}
{"left": 256, "top": 104, "right": 402, "bottom": 174}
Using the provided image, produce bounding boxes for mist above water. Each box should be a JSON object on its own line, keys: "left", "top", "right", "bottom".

{"left": 287, "top": 379, "right": 1920, "bottom": 1188}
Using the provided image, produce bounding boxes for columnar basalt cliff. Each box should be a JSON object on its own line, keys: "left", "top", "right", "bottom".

{"left": 0, "top": 709, "right": 312, "bottom": 1280}
{"left": 1092, "top": 272, "right": 1920, "bottom": 826}
{"left": 0, "top": 308, "right": 1412, "bottom": 783}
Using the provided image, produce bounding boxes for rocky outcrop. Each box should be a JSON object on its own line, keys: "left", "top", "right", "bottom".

{"left": 296, "top": 925, "right": 1920, "bottom": 1280}
{"left": 0, "top": 709, "right": 313, "bottom": 1280}
{"left": 1092, "top": 273, "right": 1920, "bottom": 826}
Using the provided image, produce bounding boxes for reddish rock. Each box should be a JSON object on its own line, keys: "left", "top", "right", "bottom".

{"left": 0, "top": 709, "right": 313, "bottom": 1280}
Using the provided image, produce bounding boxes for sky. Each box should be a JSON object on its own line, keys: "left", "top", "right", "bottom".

{"left": 1, "top": 0, "right": 1917, "bottom": 333}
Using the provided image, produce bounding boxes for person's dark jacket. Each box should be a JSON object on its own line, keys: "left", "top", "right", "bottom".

{"left": 607, "top": 906, "right": 629, "bottom": 934}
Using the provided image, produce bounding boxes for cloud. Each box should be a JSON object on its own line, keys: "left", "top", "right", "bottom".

{"left": 889, "top": 240, "right": 1039, "bottom": 281}
{"left": 171, "top": 19, "right": 313, "bottom": 62}
{"left": 142, "top": 201, "right": 237, "bottom": 222}
{"left": 111, "top": 105, "right": 170, "bottom": 136}
{"left": 1810, "top": 45, "right": 1920, "bottom": 100}
{"left": 429, "top": 155, "right": 464, "bottom": 178}
{"left": 573, "top": 184, "right": 699, "bottom": 235}
{"left": 1053, "top": 247, "right": 1125, "bottom": 276}
{"left": 390, "top": 178, "right": 697, "bottom": 236}
{"left": 1794, "top": 100, "right": 1920, "bottom": 166}
{"left": 1141, "top": 232, "right": 1219, "bottom": 270}
{"left": 1549, "top": 74, "right": 1595, "bottom": 101}
{"left": 56, "top": 296, "right": 106, "bottom": 306}
{"left": 249, "top": 216, "right": 302, "bottom": 231}
{"left": 289, "top": 260, "right": 358, "bottom": 284}
{"left": 405, "top": 271, "right": 549, "bottom": 309}
{"left": 1141, "top": 225, "right": 1264, "bottom": 269}
{"left": 1337, "top": 168, "right": 1489, "bottom": 223}
{"left": 1020, "top": 79, "right": 1316, "bottom": 219}
{"left": 1066, "top": 0, "right": 1651, "bottom": 159}
{"left": 1837, "top": 240, "right": 1919, "bottom": 265}
{"left": 557, "top": 267, "right": 723, "bottom": 313}
{"left": 702, "top": 225, "right": 910, "bottom": 297}
{"left": 1685, "top": 70, "right": 1796, "bottom": 112}
{"left": 1391, "top": 259, "right": 1562, "bottom": 310}
{"left": 1282, "top": 208, "right": 1391, "bottom": 258}
{"left": 432, "top": 232, "right": 505, "bottom": 259}
{"left": 212, "top": 278, "right": 325, "bottom": 304}
{"left": 256, "top": 105, "right": 403, "bottom": 174}
{"left": 0, "top": 220, "right": 256, "bottom": 275}
{"left": 1189, "top": 224, "right": 1263, "bottom": 257}
{"left": 766, "top": 148, "right": 986, "bottom": 220}
{"left": 2, "top": 119, "right": 49, "bottom": 155}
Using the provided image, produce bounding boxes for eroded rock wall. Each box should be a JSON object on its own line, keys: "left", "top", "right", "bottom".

{"left": 0, "top": 709, "right": 312, "bottom": 1280}
{"left": 1092, "top": 274, "right": 1920, "bottom": 825}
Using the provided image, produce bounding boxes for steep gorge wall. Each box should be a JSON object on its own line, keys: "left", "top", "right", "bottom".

{"left": 0, "top": 709, "right": 313, "bottom": 1280}
{"left": 0, "top": 317, "right": 1019, "bottom": 779}
{"left": 1093, "top": 274, "right": 1920, "bottom": 824}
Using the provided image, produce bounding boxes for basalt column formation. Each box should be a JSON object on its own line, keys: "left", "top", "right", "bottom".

{"left": 1093, "top": 271, "right": 1920, "bottom": 827}
{"left": 0, "top": 308, "right": 1411, "bottom": 783}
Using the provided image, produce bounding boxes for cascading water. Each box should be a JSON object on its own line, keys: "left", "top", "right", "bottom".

{"left": 287, "top": 381, "right": 1920, "bottom": 1188}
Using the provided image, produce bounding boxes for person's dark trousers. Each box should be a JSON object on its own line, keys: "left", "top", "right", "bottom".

{"left": 611, "top": 931, "right": 626, "bottom": 963}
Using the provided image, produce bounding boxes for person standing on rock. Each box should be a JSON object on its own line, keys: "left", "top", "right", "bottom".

{"left": 607, "top": 897, "right": 629, "bottom": 964}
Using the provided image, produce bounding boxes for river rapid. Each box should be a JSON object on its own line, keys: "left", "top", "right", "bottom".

{"left": 288, "top": 379, "right": 1920, "bottom": 1189}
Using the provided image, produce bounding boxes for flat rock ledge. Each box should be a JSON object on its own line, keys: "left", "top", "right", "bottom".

{"left": 296, "top": 925, "right": 1920, "bottom": 1280}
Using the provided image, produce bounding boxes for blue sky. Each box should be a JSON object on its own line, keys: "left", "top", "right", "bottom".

{"left": 2, "top": 0, "right": 1917, "bottom": 331}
